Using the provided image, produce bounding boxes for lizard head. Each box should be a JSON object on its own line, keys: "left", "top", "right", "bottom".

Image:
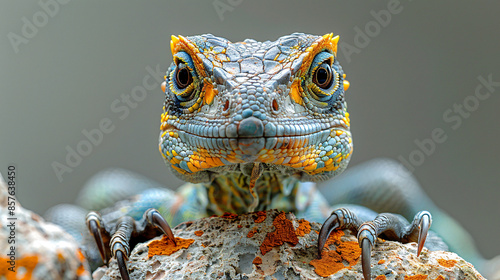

{"left": 159, "top": 33, "right": 352, "bottom": 183}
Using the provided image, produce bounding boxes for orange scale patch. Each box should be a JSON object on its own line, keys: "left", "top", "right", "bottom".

{"left": 375, "top": 276, "right": 387, "bottom": 280}
{"left": 148, "top": 236, "right": 195, "bottom": 258}
{"left": 194, "top": 230, "right": 204, "bottom": 237}
{"left": 309, "top": 230, "right": 361, "bottom": 277}
{"left": 202, "top": 82, "right": 217, "bottom": 105}
{"left": 298, "top": 33, "right": 339, "bottom": 75}
{"left": 289, "top": 79, "right": 304, "bottom": 105}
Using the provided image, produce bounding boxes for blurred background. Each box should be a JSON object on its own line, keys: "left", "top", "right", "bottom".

{"left": 1, "top": 1, "right": 499, "bottom": 259}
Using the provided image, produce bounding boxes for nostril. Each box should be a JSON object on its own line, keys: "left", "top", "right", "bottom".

{"left": 272, "top": 99, "right": 279, "bottom": 112}
{"left": 223, "top": 100, "right": 230, "bottom": 111}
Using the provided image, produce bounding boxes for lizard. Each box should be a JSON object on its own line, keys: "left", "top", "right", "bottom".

{"left": 45, "top": 33, "right": 496, "bottom": 279}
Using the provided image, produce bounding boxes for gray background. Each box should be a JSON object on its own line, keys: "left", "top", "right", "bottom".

{"left": 1, "top": 1, "right": 499, "bottom": 259}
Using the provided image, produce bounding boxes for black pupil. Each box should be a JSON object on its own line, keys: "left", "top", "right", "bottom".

{"left": 314, "top": 63, "right": 334, "bottom": 89}
{"left": 176, "top": 66, "right": 191, "bottom": 88}
{"left": 317, "top": 68, "right": 329, "bottom": 85}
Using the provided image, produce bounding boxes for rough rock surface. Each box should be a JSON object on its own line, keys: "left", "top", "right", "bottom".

{"left": 93, "top": 209, "right": 484, "bottom": 280}
{"left": 0, "top": 174, "right": 91, "bottom": 280}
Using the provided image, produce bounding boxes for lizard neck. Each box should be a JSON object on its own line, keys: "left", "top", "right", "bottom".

{"left": 203, "top": 171, "right": 300, "bottom": 216}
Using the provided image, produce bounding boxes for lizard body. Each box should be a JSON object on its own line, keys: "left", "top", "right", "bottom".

{"left": 44, "top": 33, "right": 500, "bottom": 279}
{"left": 82, "top": 34, "right": 433, "bottom": 280}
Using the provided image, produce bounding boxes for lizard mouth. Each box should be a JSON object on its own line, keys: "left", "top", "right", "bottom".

{"left": 160, "top": 117, "right": 352, "bottom": 181}
{"left": 168, "top": 115, "right": 349, "bottom": 139}
{"left": 175, "top": 124, "right": 349, "bottom": 156}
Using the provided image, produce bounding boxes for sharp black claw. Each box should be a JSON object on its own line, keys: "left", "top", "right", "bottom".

{"left": 149, "top": 209, "right": 176, "bottom": 246}
{"left": 361, "top": 238, "right": 372, "bottom": 280}
{"left": 317, "top": 214, "right": 340, "bottom": 258}
{"left": 417, "top": 213, "right": 431, "bottom": 256}
{"left": 87, "top": 215, "right": 107, "bottom": 264}
{"left": 116, "top": 250, "right": 130, "bottom": 280}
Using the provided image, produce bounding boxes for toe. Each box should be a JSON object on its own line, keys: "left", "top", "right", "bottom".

{"left": 146, "top": 208, "right": 176, "bottom": 246}
{"left": 361, "top": 238, "right": 372, "bottom": 280}
{"left": 86, "top": 212, "right": 107, "bottom": 264}
{"left": 115, "top": 250, "right": 130, "bottom": 280}
{"left": 318, "top": 213, "right": 340, "bottom": 258}
{"left": 417, "top": 211, "right": 431, "bottom": 256}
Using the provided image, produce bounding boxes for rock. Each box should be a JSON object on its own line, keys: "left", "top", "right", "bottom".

{"left": 44, "top": 203, "right": 105, "bottom": 272}
{"left": 93, "top": 209, "right": 485, "bottom": 280}
{"left": 0, "top": 174, "right": 91, "bottom": 279}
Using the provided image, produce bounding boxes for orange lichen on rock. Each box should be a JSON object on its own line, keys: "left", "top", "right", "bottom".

{"left": 309, "top": 247, "right": 345, "bottom": 277}
{"left": 148, "top": 235, "right": 195, "bottom": 258}
{"left": 434, "top": 276, "right": 445, "bottom": 280}
{"left": 76, "top": 249, "right": 89, "bottom": 276}
{"left": 321, "top": 229, "right": 344, "bottom": 247}
{"left": 404, "top": 275, "right": 428, "bottom": 280}
{"left": 254, "top": 211, "right": 267, "bottom": 223}
{"left": 375, "top": 276, "right": 387, "bottom": 280}
{"left": 0, "top": 255, "right": 39, "bottom": 280}
{"left": 253, "top": 256, "right": 263, "bottom": 265}
{"left": 259, "top": 212, "right": 299, "bottom": 255}
{"left": 194, "top": 230, "right": 204, "bottom": 236}
{"left": 220, "top": 212, "right": 238, "bottom": 219}
{"left": 378, "top": 259, "right": 386, "bottom": 265}
{"left": 295, "top": 219, "right": 311, "bottom": 237}
{"left": 76, "top": 262, "right": 87, "bottom": 277}
{"left": 309, "top": 230, "right": 361, "bottom": 277}
{"left": 247, "top": 227, "right": 258, "bottom": 238}
{"left": 437, "top": 259, "right": 457, "bottom": 268}
{"left": 57, "top": 251, "right": 65, "bottom": 262}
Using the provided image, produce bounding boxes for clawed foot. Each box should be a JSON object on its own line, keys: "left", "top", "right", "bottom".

{"left": 318, "top": 208, "right": 431, "bottom": 280}
{"left": 86, "top": 208, "right": 175, "bottom": 280}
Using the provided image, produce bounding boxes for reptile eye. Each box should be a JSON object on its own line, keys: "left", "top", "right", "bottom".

{"left": 175, "top": 63, "right": 193, "bottom": 89}
{"left": 313, "top": 64, "right": 333, "bottom": 89}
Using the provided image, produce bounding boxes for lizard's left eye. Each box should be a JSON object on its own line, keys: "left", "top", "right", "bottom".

{"left": 313, "top": 63, "right": 333, "bottom": 89}
{"left": 305, "top": 52, "right": 343, "bottom": 105}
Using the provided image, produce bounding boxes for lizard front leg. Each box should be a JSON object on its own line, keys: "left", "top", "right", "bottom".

{"left": 318, "top": 208, "right": 431, "bottom": 280}
{"left": 319, "top": 158, "right": 491, "bottom": 271}
{"left": 86, "top": 209, "right": 175, "bottom": 280}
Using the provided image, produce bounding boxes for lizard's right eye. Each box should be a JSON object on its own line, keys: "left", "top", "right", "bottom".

{"left": 169, "top": 54, "right": 198, "bottom": 102}
{"left": 175, "top": 63, "right": 193, "bottom": 89}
